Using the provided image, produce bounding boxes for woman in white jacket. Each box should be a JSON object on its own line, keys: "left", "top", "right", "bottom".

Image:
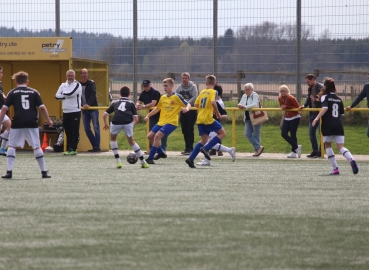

{"left": 237, "top": 83, "right": 264, "bottom": 156}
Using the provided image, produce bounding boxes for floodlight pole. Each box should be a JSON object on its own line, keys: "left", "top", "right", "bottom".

{"left": 133, "top": 0, "right": 138, "bottom": 102}
{"left": 213, "top": 0, "right": 218, "bottom": 77}
{"left": 55, "top": 0, "right": 60, "bottom": 36}
{"left": 296, "top": 0, "right": 301, "bottom": 100}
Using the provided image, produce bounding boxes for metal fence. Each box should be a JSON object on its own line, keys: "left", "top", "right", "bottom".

{"left": 1, "top": 0, "right": 369, "bottom": 102}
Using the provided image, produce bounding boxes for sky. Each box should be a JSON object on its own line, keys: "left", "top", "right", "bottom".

{"left": 1, "top": 0, "right": 369, "bottom": 39}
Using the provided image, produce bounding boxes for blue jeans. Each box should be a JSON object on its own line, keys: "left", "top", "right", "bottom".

{"left": 244, "top": 120, "right": 262, "bottom": 151}
{"left": 309, "top": 113, "right": 320, "bottom": 151}
{"left": 82, "top": 110, "right": 100, "bottom": 149}
{"left": 281, "top": 118, "right": 300, "bottom": 152}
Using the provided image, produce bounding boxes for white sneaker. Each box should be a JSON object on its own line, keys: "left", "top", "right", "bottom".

{"left": 297, "top": 145, "right": 302, "bottom": 158}
{"left": 196, "top": 159, "right": 211, "bottom": 166}
{"left": 287, "top": 152, "right": 296, "bottom": 158}
{"left": 229, "top": 147, "right": 236, "bottom": 162}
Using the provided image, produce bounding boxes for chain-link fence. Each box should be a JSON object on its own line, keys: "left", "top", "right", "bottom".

{"left": 1, "top": 0, "right": 369, "bottom": 103}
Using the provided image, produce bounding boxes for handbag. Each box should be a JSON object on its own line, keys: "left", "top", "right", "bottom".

{"left": 250, "top": 102, "right": 268, "bottom": 126}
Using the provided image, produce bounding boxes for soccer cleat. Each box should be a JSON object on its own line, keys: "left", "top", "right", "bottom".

{"left": 153, "top": 152, "right": 167, "bottom": 160}
{"left": 350, "top": 159, "right": 359, "bottom": 174}
{"left": 229, "top": 147, "right": 236, "bottom": 162}
{"left": 217, "top": 151, "right": 223, "bottom": 156}
{"left": 196, "top": 159, "right": 211, "bottom": 166}
{"left": 63, "top": 150, "right": 77, "bottom": 155}
{"left": 141, "top": 163, "right": 149, "bottom": 168}
{"left": 200, "top": 147, "right": 211, "bottom": 161}
{"left": 185, "top": 158, "right": 196, "bottom": 168}
{"left": 0, "top": 148, "right": 7, "bottom": 156}
{"left": 297, "top": 145, "right": 302, "bottom": 158}
{"left": 41, "top": 171, "right": 51, "bottom": 178}
{"left": 145, "top": 159, "right": 155, "bottom": 164}
{"left": 330, "top": 167, "right": 340, "bottom": 175}
{"left": 307, "top": 151, "right": 318, "bottom": 158}
{"left": 287, "top": 152, "right": 296, "bottom": 158}
{"left": 116, "top": 161, "right": 122, "bottom": 169}
{"left": 1, "top": 170, "right": 12, "bottom": 179}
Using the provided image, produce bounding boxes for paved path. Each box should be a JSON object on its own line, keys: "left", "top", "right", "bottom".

{"left": 73, "top": 150, "right": 369, "bottom": 161}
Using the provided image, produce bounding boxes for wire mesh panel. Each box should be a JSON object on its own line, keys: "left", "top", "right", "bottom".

{"left": 1, "top": 0, "right": 369, "bottom": 102}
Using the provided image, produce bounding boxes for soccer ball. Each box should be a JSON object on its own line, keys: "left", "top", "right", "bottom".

{"left": 126, "top": 152, "right": 138, "bottom": 164}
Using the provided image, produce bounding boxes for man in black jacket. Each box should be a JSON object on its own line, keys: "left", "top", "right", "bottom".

{"left": 80, "top": 68, "right": 100, "bottom": 152}
{"left": 298, "top": 74, "right": 323, "bottom": 158}
{"left": 345, "top": 73, "right": 369, "bottom": 137}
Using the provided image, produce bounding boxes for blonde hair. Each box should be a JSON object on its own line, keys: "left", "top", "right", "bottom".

{"left": 162, "top": 78, "right": 174, "bottom": 86}
{"left": 279, "top": 84, "right": 290, "bottom": 97}
{"left": 206, "top": 74, "right": 216, "bottom": 85}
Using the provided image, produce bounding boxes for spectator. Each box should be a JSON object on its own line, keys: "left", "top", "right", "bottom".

{"left": 313, "top": 77, "right": 358, "bottom": 175}
{"left": 175, "top": 72, "right": 198, "bottom": 155}
{"left": 0, "top": 65, "right": 12, "bottom": 156}
{"left": 80, "top": 68, "right": 100, "bottom": 152}
{"left": 345, "top": 72, "right": 369, "bottom": 137}
{"left": 136, "top": 79, "right": 167, "bottom": 152}
{"left": 237, "top": 83, "right": 264, "bottom": 157}
{"left": 278, "top": 85, "right": 301, "bottom": 158}
{"left": 0, "top": 70, "right": 53, "bottom": 179}
{"left": 298, "top": 74, "right": 323, "bottom": 158}
{"left": 55, "top": 70, "right": 82, "bottom": 155}
{"left": 103, "top": 86, "right": 149, "bottom": 169}
{"left": 144, "top": 78, "right": 191, "bottom": 164}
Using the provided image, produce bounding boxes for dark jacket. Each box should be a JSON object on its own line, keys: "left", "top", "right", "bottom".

{"left": 303, "top": 82, "right": 323, "bottom": 114}
{"left": 80, "top": 79, "right": 98, "bottom": 106}
{"left": 351, "top": 83, "right": 369, "bottom": 108}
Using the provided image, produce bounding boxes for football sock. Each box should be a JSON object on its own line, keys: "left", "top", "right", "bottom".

{"left": 326, "top": 147, "right": 337, "bottom": 169}
{"left": 148, "top": 146, "right": 158, "bottom": 160}
{"left": 132, "top": 143, "right": 145, "bottom": 163}
{"left": 157, "top": 146, "right": 165, "bottom": 155}
{"left": 110, "top": 141, "right": 120, "bottom": 162}
{"left": 1, "top": 130, "right": 9, "bottom": 149}
{"left": 212, "top": 144, "right": 230, "bottom": 152}
{"left": 339, "top": 147, "right": 353, "bottom": 161}
{"left": 204, "top": 136, "right": 221, "bottom": 151}
{"left": 189, "top": 142, "right": 202, "bottom": 160}
{"left": 34, "top": 148, "right": 46, "bottom": 171}
{"left": 6, "top": 147, "right": 16, "bottom": 171}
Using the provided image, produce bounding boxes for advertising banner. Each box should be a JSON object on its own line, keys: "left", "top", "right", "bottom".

{"left": 0, "top": 37, "right": 72, "bottom": 60}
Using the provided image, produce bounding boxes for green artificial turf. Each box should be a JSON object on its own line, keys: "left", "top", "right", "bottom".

{"left": 0, "top": 155, "right": 368, "bottom": 269}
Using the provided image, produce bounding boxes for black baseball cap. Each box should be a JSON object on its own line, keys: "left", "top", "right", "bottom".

{"left": 142, "top": 79, "right": 151, "bottom": 86}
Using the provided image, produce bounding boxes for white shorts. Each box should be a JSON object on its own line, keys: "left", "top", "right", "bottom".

{"left": 110, "top": 122, "right": 134, "bottom": 137}
{"left": 9, "top": 128, "right": 41, "bottom": 149}
{"left": 323, "top": 135, "right": 344, "bottom": 144}
{"left": 2, "top": 114, "right": 9, "bottom": 123}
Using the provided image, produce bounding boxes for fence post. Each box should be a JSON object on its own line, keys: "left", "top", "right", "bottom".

{"left": 237, "top": 70, "right": 244, "bottom": 100}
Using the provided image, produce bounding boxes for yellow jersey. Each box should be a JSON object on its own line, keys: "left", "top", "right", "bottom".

{"left": 157, "top": 92, "right": 188, "bottom": 126}
{"left": 195, "top": 88, "right": 217, "bottom": 125}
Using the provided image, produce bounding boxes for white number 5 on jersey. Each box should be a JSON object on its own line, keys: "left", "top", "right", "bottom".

{"left": 22, "top": 95, "right": 30, "bottom": 110}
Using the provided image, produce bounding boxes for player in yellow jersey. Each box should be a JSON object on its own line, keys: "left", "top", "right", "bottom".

{"left": 185, "top": 75, "right": 227, "bottom": 168}
{"left": 144, "top": 78, "right": 191, "bottom": 164}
